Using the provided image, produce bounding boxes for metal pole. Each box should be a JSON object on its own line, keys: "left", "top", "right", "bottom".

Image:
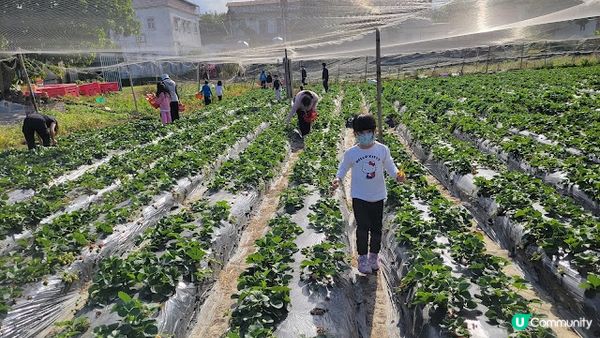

{"left": 375, "top": 29, "right": 383, "bottom": 142}
{"left": 126, "top": 65, "right": 139, "bottom": 112}
{"left": 281, "top": 0, "right": 288, "bottom": 43}
{"left": 544, "top": 41, "right": 548, "bottom": 67}
{"left": 460, "top": 49, "right": 466, "bottom": 75}
{"left": 485, "top": 46, "right": 491, "bottom": 73}
{"left": 284, "top": 49, "right": 292, "bottom": 99}
{"left": 19, "top": 53, "right": 39, "bottom": 113}
{"left": 196, "top": 62, "right": 200, "bottom": 91}
{"left": 336, "top": 64, "right": 340, "bottom": 83}
{"left": 364, "top": 56, "right": 368, "bottom": 82}
{"left": 520, "top": 43, "right": 525, "bottom": 69}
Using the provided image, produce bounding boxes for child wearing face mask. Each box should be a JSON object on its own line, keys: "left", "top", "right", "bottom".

{"left": 331, "top": 114, "right": 406, "bottom": 274}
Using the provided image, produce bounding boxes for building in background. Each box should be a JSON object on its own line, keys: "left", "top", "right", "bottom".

{"left": 112, "top": 0, "right": 203, "bottom": 79}
{"left": 115, "top": 0, "right": 202, "bottom": 56}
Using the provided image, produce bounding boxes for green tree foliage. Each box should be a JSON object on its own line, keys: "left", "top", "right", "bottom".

{"left": 0, "top": 0, "right": 140, "bottom": 51}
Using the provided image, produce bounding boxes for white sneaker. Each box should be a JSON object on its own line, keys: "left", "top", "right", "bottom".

{"left": 368, "top": 253, "right": 379, "bottom": 271}
{"left": 358, "top": 255, "right": 372, "bottom": 274}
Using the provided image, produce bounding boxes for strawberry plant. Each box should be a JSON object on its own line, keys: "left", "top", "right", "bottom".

{"left": 93, "top": 292, "right": 159, "bottom": 338}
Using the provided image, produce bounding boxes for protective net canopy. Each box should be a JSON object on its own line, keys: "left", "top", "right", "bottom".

{"left": 0, "top": 0, "right": 599, "bottom": 70}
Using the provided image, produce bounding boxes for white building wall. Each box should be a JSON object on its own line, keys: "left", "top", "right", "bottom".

{"left": 117, "top": 0, "right": 201, "bottom": 56}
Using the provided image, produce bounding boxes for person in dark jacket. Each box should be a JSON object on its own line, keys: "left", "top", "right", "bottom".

{"left": 266, "top": 72, "right": 273, "bottom": 88}
{"left": 22, "top": 112, "right": 58, "bottom": 150}
{"left": 322, "top": 62, "right": 329, "bottom": 93}
{"left": 201, "top": 81, "right": 213, "bottom": 105}
{"left": 301, "top": 65, "right": 307, "bottom": 85}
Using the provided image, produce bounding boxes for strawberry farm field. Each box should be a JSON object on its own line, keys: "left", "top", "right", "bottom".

{"left": 0, "top": 65, "right": 599, "bottom": 338}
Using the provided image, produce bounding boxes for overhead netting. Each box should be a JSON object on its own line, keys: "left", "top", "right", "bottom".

{"left": 0, "top": 0, "right": 599, "bottom": 68}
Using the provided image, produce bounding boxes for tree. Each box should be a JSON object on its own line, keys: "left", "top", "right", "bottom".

{"left": 0, "top": 0, "right": 140, "bottom": 52}
{"left": 198, "top": 12, "right": 229, "bottom": 45}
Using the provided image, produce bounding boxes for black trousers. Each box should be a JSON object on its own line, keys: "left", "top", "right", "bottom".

{"left": 323, "top": 80, "right": 329, "bottom": 93}
{"left": 204, "top": 96, "right": 212, "bottom": 105}
{"left": 22, "top": 116, "right": 50, "bottom": 150}
{"left": 170, "top": 101, "right": 180, "bottom": 121}
{"left": 302, "top": 77, "right": 307, "bottom": 85}
{"left": 296, "top": 111, "right": 311, "bottom": 136}
{"left": 352, "top": 198, "right": 384, "bottom": 255}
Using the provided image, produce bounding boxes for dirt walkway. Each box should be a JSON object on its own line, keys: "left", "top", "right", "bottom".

{"left": 343, "top": 121, "right": 394, "bottom": 338}
{"left": 187, "top": 145, "right": 302, "bottom": 338}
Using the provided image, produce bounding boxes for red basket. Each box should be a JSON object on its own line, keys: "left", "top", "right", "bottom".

{"left": 79, "top": 82, "right": 101, "bottom": 96}
{"left": 100, "top": 82, "right": 120, "bottom": 93}
{"left": 145, "top": 93, "right": 160, "bottom": 109}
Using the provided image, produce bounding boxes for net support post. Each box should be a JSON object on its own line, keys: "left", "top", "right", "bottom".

{"left": 375, "top": 28, "right": 383, "bottom": 143}
{"left": 18, "top": 53, "right": 39, "bottom": 114}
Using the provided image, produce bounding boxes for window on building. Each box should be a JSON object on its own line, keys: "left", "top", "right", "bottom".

{"left": 147, "top": 17, "right": 155, "bottom": 31}
{"left": 136, "top": 34, "right": 146, "bottom": 45}
{"left": 173, "top": 17, "right": 180, "bottom": 31}
{"left": 259, "top": 20, "right": 268, "bottom": 35}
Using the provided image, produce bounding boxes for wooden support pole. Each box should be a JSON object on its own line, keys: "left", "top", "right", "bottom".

{"left": 18, "top": 53, "right": 39, "bottom": 114}
{"left": 375, "top": 29, "right": 383, "bottom": 142}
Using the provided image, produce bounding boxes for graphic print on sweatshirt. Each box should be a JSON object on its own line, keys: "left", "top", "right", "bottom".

{"left": 362, "top": 160, "right": 377, "bottom": 179}
{"left": 355, "top": 154, "right": 381, "bottom": 180}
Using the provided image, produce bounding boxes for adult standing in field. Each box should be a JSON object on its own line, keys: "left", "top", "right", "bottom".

{"left": 331, "top": 114, "right": 406, "bottom": 274}
{"left": 301, "top": 65, "right": 307, "bottom": 86}
{"left": 154, "top": 82, "right": 172, "bottom": 125}
{"left": 259, "top": 70, "right": 267, "bottom": 89}
{"left": 22, "top": 112, "right": 58, "bottom": 150}
{"left": 322, "top": 62, "right": 329, "bottom": 93}
{"left": 273, "top": 75, "right": 282, "bottom": 101}
{"left": 286, "top": 89, "right": 319, "bottom": 137}
{"left": 201, "top": 80, "right": 213, "bottom": 105}
{"left": 216, "top": 80, "right": 224, "bottom": 101}
{"left": 161, "top": 74, "right": 180, "bottom": 121}
{"left": 266, "top": 72, "right": 273, "bottom": 88}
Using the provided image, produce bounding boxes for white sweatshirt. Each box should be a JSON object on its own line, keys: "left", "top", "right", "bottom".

{"left": 336, "top": 141, "right": 399, "bottom": 202}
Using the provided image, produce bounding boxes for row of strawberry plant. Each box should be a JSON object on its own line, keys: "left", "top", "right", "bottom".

{"left": 0, "top": 105, "right": 274, "bottom": 323}
{"left": 0, "top": 119, "right": 169, "bottom": 192}
{"left": 62, "top": 101, "right": 291, "bottom": 338}
{"left": 0, "top": 90, "right": 263, "bottom": 198}
{"left": 381, "top": 84, "right": 600, "bottom": 276}
{"left": 208, "top": 122, "right": 289, "bottom": 193}
{"left": 54, "top": 200, "right": 231, "bottom": 337}
{"left": 0, "top": 104, "right": 256, "bottom": 240}
{"left": 383, "top": 70, "right": 600, "bottom": 206}
{"left": 227, "top": 215, "right": 303, "bottom": 337}
{"left": 381, "top": 89, "right": 600, "bottom": 333}
{"left": 383, "top": 132, "right": 556, "bottom": 337}
{"left": 226, "top": 87, "right": 346, "bottom": 337}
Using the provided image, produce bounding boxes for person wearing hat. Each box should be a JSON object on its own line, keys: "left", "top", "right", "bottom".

{"left": 321, "top": 62, "right": 329, "bottom": 93}
{"left": 22, "top": 112, "right": 58, "bottom": 150}
{"left": 161, "top": 74, "right": 180, "bottom": 121}
{"left": 331, "top": 114, "right": 406, "bottom": 274}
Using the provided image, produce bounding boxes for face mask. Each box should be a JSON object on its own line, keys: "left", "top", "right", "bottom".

{"left": 356, "top": 132, "right": 374, "bottom": 146}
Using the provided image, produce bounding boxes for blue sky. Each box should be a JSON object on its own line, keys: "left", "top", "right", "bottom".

{"left": 194, "top": 0, "right": 229, "bottom": 13}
